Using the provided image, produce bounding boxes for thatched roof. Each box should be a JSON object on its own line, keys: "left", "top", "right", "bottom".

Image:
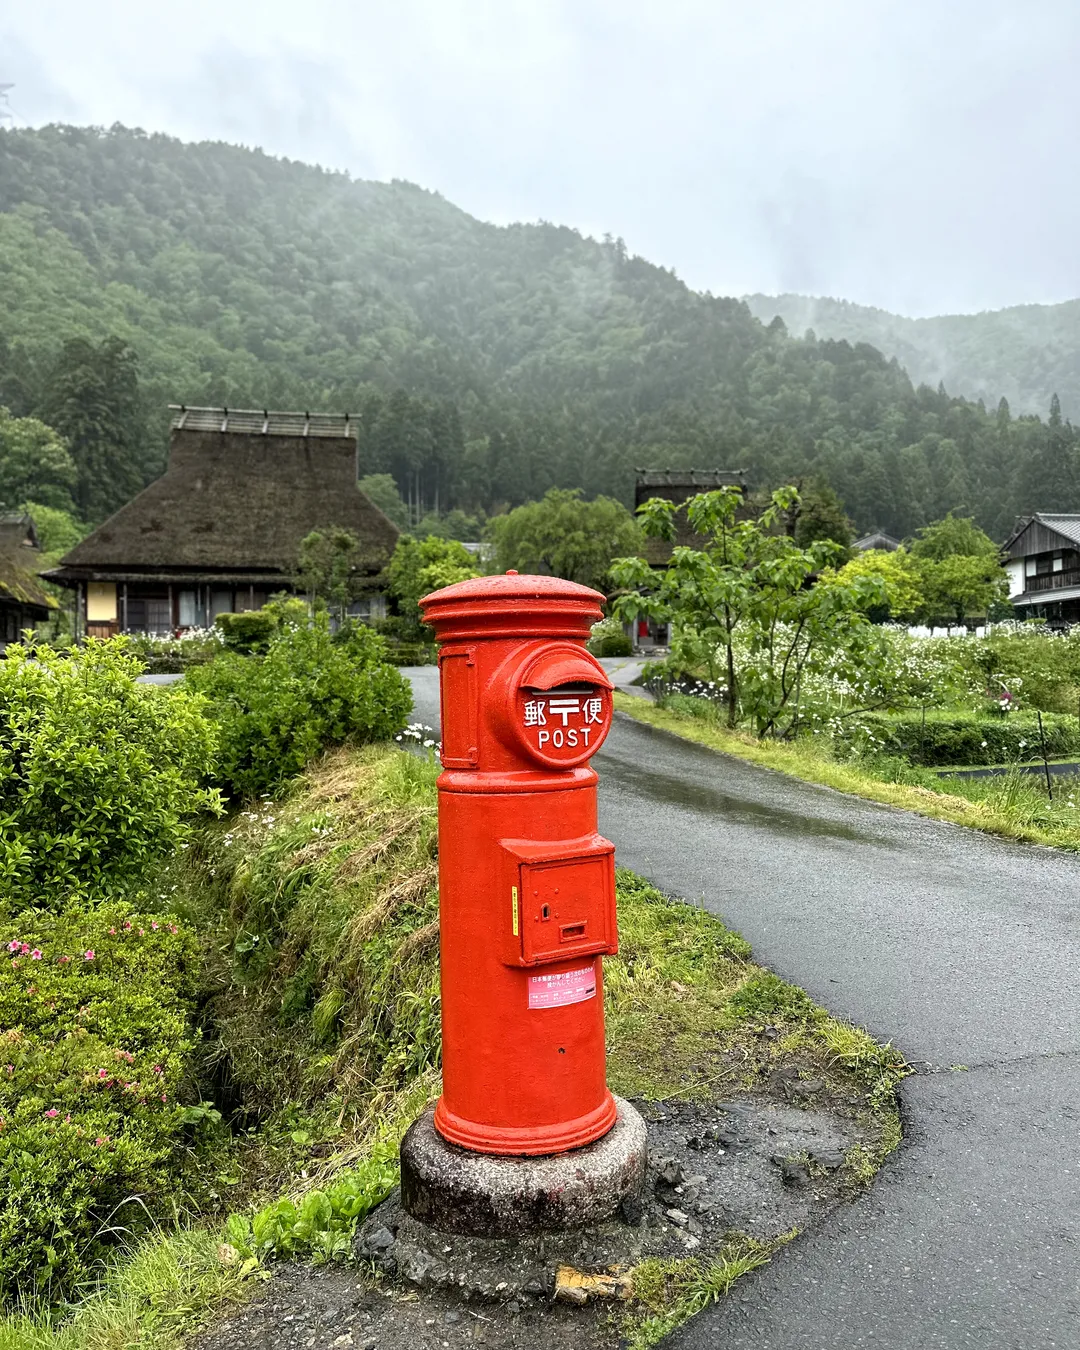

{"left": 634, "top": 468, "right": 749, "bottom": 566}
{"left": 47, "top": 412, "right": 400, "bottom": 584}
{"left": 0, "top": 513, "right": 56, "bottom": 614}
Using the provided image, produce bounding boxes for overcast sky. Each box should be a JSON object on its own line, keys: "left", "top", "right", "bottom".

{"left": 2, "top": 0, "right": 1078, "bottom": 317}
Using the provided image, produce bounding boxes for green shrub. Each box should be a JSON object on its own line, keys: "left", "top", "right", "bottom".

{"left": 0, "top": 905, "right": 204, "bottom": 1305}
{"left": 215, "top": 610, "right": 278, "bottom": 653}
{"left": 596, "top": 632, "right": 633, "bottom": 657}
{"left": 588, "top": 617, "right": 632, "bottom": 658}
{"left": 0, "top": 642, "right": 221, "bottom": 912}
{"left": 185, "top": 618, "right": 412, "bottom": 799}
{"left": 856, "top": 710, "right": 1080, "bottom": 766}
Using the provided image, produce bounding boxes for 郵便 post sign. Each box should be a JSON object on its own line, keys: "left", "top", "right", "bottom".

{"left": 505, "top": 641, "right": 614, "bottom": 769}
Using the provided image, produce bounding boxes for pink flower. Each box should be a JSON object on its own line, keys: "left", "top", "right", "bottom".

{"left": 30, "top": 949, "right": 42, "bottom": 961}
{"left": 83, "top": 950, "right": 95, "bottom": 961}
{"left": 64, "top": 1114, "right": 71, "bottom": 1123}
{"left": 6, "top": 940, "right": 19, "bottom": 953}
{"left": 98, "top": 1068, "right": 108, "bottom": 1079}
{"left": 160, "top": 1092, "right": 167, "bottom": 1102}
{"left": 44, "top": 1108, "right": 58, "bottom": 1119}
{"left": 137, "top": 928, "right": 144, "bottom": 937}
{"left": 151, "top": 922, "right": 159, "bottom": 931}
{"left": 94, "top": 1137, "right": 106, "bottom": 1147}
{"left": 123, "top": 922, "right": 132, "bottom": 931}
{"left": 19, "top": 944, "right": 30, "bottom": 955}
{"left": 58, "top": 955, "right": 70, "bottom": 963}
{"left": 108, "top": 928, "right": 116, "bottom": 935}
{"left": 169, "top": 925, "right": 178, "bottom": 934}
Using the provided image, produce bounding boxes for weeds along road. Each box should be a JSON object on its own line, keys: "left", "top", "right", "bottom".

{"left": 404, "top": 669, "right": 1080, "bottom": 1349}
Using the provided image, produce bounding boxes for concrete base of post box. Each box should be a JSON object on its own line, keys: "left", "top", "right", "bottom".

{"left": 399, "top": 1097, "right": 648, "bottom": 1237}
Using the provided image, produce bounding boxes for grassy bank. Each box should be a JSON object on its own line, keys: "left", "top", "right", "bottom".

{"left": 615, "top": 692, "right": 1080, "bottom": 851}
{"left": 1, "top": 743, "right": 905, "bottom": 1350}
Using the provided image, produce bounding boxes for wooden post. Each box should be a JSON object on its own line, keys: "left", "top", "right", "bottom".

{"left": 1037, "top": 709, "right": 1053, "bottom": 801}
{"left": 122, "top": 583, "right": 128, "bottom": 633}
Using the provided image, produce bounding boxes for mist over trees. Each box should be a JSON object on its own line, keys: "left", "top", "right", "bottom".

{"left": 1, "top": 124, "right": 1078, "bottom": 537}
{"left": 745, "top": 292, "right": 1080, "bottom": 423}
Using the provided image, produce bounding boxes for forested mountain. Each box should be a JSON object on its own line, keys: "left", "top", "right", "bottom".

{"left": 744, "top": 292, "right": 1080, "bottom": 422}
{"left": 2, "top": 123, "right": 1079, "bottom": 540}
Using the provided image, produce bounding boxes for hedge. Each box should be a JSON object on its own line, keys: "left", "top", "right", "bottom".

{"left": 857, "top": 711, "right": 1080, "bottom": 766}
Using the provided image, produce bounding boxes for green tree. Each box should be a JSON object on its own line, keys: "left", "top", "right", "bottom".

{"left": 386, "top": 535, "right": 479, "bottom": 639}
{"left": 487, "top": 488, "right": 641, "bottom": 591}
{"left": 41, "top": 336, "right": 144, "bottom": 522}
{"left": 611, "top": 486, "right": 885, "bottom": 734}
{"left": 827, "top": 548, "right": 924, "bottom": 623}
{"left": 19, "top": 499, "right": 88, "bottom": 561}
{"left": 915, "top": 554, "right": 1010, "bottom": 626}
{"left": 792, "top": 478, "right": 854, "bottom": 554}
{"left": 0, "top": 407, "right": 76, "bottom": 512}
{"left": 358, "top": 473, "right": 409, "bottom": 530}
{"left": 295, "top": 527, "right": 375, "bottom": 622}
{"left": 908, "top": 512, "right": 1000, "bottom": 561}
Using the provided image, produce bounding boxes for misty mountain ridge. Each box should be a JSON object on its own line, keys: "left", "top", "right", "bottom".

{"left": 745, "top": 293, "right": 1080, "bottom": 420}
{"left": 1, "top": 123, "right": 1079, "bottom": 541}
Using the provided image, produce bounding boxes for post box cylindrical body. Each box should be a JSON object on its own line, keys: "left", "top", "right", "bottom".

{"left": 419, "top": 573, "right": 619, "bottom": 1157}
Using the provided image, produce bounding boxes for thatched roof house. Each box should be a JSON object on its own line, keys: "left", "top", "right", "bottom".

{"left": 45, "top": 407, "right": 400, "bottom": 638}
{"left": 0, "top": 513, "right": 56, "bottom": 648}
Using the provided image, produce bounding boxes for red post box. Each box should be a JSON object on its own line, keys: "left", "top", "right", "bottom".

{"left": 419, "top": 571, "right": 619, "bottom": 1157}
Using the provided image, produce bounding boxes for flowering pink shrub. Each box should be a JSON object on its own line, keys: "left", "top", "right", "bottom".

{"left": 0, "top": 904, "right": 201, "bottom": 1304}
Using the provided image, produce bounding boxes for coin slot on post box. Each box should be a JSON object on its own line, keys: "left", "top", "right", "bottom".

{"left": 499, "top": 834, "right": 617, "bottom": 967}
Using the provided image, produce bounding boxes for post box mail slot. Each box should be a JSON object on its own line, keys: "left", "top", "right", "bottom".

{"left": 500, "top": 835, "right": 617, "bottom": 967}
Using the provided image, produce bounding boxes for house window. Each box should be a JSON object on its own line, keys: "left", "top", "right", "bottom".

{"left": 1026, "top": 557, "right": 1038, "bottom": 577}
{"left": 1053, "top": 552, "right": 1064, "bottom": 573}
{"left": 178, "top": 590, "right": 208, "bottom": 628}
{"left": 211, "top": 590, "right": 233, "bottom": 619}
{"left": 146, "top": 599, "right": 172, "bottom": 633}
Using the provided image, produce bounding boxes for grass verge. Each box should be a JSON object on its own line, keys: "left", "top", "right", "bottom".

{"left": 0, "top": 743, "right": 905, "bottom": 1350}
{"left": 615, "top": 692, "right": 1080, "bottom": 851}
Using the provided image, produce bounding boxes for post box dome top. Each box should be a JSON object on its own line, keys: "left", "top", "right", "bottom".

{"left": 419, "top": 571, "right": 606, "bottom": 642}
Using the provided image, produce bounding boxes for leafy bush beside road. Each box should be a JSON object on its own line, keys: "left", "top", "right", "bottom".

{"left": 185, "top": 618, "right": 412, "bottom": 799}
{"left": 0, "top": 641, "right": 221, "bottom": 912}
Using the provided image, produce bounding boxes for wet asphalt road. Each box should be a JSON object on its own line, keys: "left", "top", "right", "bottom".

{"left": 404, "top": 670, "right": 1080, "bottom": 1349}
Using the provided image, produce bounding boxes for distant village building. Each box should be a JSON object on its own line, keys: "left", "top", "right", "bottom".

{"left": 852, "top": 529, "right": 901, "bottom": 553}
{"left": 1002, "top": 514, "right": 1080, "bottom": 626}
{"left": 45, "top": 407, "right": 400, "bottom": 638}
{"left": 630, "top": 468, "right": 749, "bottom": 649}
{"left": 0, "top": 513, "right": 56, "bottom": 649}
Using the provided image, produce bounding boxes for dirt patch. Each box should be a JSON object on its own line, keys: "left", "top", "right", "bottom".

{"left": 191, "top": 1094, "right": 867, "bottom": 1350}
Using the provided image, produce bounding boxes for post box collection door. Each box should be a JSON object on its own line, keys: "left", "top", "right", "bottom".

{"left": 419, "top": 573, "right": 621, "bottom": 1157}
